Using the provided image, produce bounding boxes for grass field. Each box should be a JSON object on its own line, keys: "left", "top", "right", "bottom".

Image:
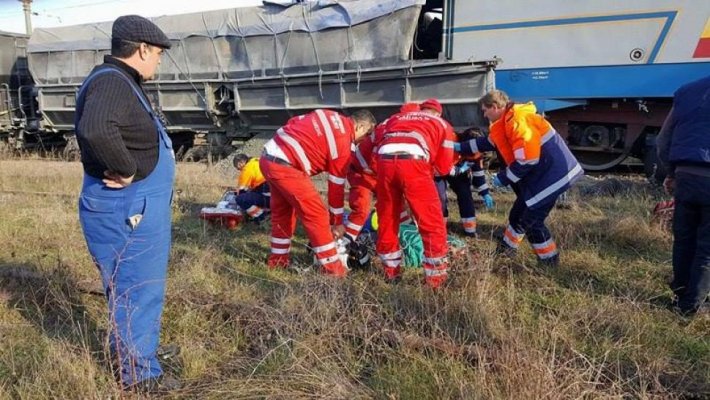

{"left": 0, "top": 159, "right": 707, "bottom": 399}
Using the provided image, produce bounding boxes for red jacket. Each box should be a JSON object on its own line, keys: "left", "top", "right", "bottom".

{"left": 274, "top": 109, "right": 354, "bottom": 224}
{"left": 377, "top": 111, "right": 456, "bottom": 176}
{"left": 350, "top": 132, "right": 376, "bottom": 176}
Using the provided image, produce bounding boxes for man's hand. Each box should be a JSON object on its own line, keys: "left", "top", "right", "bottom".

{"left": 663, "top": 176, "right": 675, "bottom": 196}
{"left": 103, "top": 171, "right": 134, "bottom": 189}
{"left": 331, "top": 224, "right": 346, "bottom": 240}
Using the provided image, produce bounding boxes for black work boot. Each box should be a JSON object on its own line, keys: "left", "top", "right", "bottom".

{"left": 538, "top": 254, "right": 560, "bottom": 268}
{"left": 127, "top": 374, "right": 182, "bottom": 394}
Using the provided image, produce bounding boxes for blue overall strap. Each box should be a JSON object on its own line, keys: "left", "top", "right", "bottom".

{"left": 76, "top": 66, "right": 162, "bottom": 220}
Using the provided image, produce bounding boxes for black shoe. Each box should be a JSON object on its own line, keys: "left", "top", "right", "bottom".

{"left": 127, "top": 374, "right": 181, "bottom": 394}
{"left": 538, "top": 254, "right": 560, "bottom": 268}
{"left": 494, "top": 242, "right": 517, "bottom": 258}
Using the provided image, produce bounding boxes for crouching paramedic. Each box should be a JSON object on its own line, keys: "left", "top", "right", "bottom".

{"left": 458, "top": 90, "right": 582, "bottom": 266}
{"left": 345, "top": 103, "right": 420, "bottom": 243}
{"left": 375, "top": 98, "right": 456, "bottom": 288}
{"left": 260, "top": 109, "right": 376, "bottom": 276}
{"left": 436, "top": 128, "right": 494, "bottom": 237}
{"left": 232, "top": 153, "right": 270, "bottom": 222}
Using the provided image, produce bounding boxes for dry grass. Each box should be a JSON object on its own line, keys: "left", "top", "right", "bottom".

{"left": 0, "top": 160, "right": 707, "bottom": 399}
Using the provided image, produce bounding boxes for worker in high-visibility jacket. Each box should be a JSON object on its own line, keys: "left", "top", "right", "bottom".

{"left": 233, "top": 153, "right": 270, "bottom": 222}
{"left": 345, "top": 103, "right": 420, "bottom": 243}
{"left": 375, "top": 98, "right": 456, "bottom": 288}
{"left": 260, "top": 109, "right": 376, "bottom": 276}
{"left": 457, "top": 90, "right": 583, "bottom": 266}
{"left": 435, "top": 128, "right": 495, "bottom": 237}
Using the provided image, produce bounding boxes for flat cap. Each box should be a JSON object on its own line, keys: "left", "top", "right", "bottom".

{"left": 112, "top": 15, "right": 171, "bottom": 49}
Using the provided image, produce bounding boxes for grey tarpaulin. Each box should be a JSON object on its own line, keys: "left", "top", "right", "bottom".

{"left": 27, "top": 0, "right": 425, "bottom": 84}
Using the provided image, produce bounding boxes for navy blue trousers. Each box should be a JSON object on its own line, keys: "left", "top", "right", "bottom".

{"left": 672, "top": 172, "right": 710, "bottom": 313}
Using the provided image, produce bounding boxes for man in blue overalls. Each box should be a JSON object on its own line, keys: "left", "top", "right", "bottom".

{"left": 75, "top": 15, "right": 178, "bottom": 392}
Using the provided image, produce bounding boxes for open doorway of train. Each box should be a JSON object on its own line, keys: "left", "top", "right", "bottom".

{"left": 413, "top": 0, "right": 444, "bottom": 60}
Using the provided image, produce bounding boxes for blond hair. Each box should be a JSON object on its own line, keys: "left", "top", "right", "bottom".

{"left": 480, "top": 90, "right": 510, "bottom": 108}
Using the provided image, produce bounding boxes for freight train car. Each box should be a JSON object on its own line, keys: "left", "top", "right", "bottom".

{"left": 0, "top": 30, "right": 40, "bottom": 152}
{"left": 20, "top": 0, "right": 495, "bottom": 159}
{"left": 436, "top": 0, "right": 710, "bottom": 174}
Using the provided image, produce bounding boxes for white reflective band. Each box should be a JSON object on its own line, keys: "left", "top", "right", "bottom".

{"left": 514, "top": 148, "right": 526, "bottom": 161}
{"left": 449, "top": 166, "right": 457, "bottom": 176}
{"left": 525, "top": 163, "right": 583, "bottom": 208}
{"left": 312, "top": 242, "right": 336, "bottom": 253}
{"left": 264, "top": 192, "right": 271, "bottom": 197}
{"left": 247, "top": 206, "right": 263, "bottom": 217}
{"left": 506, "top": 168, "right": 520, "bottom": 183}
{"left": 315, "top": 109, "right": 339, "bottom": 160}
{"left": 467, "top": 139, "right": 479, "bottom": 153}
{"left": 475, "top": 184, "right": 489, "bottom": 191}
{"left": 380, "top": 250, "right": 402, "bottom": 260}
{"left": 378, "top": 143, "right": 427, "bottom": 157}
{"left": 472, "top": 170, "right": 485, "bottom": 177}
{"left": 271, "top": 247, "right": 290, "bottom": 254}
{"left": 538, "top": 249, "right": 559, "bottom": 259}
{"left": 517, "top": 158, "right": 540, "bottom": 165}
{"left": 316, "top": 109, "right": 338, "bottom": 160}
{"left": 399, "top": 211, "right": 409, "bottom": 217}
{"left": 506, "top": 225, "right": 524, "bottom": 240}
{"left": 277, "top": 128, "right": 312, "bottom": 175}
{"left": 461, "top": 217, "right": 476, "bottom": 223}
{"left": 503, "top": 236, "right": 520, "bottom": 249}
{"left": 443, "top": 140, "right": 455, "bottom": 149}
{"left": 354, "top": 147, "right": 372, "bottom": 173}
{"left": 383, "top": 131, "right": 430, "bottom": 155}
{"left": 345, "top": 221, "right": 363, "bottom": 231}
{"left": 424, "top": 268, "right": 448, "bottom": 276}
{"left": 328, "top": 175, "right": 346, "bottom": 185}
{"left": 541, "top": 129, "right": 555, "bottom": 144}
{"left": 532, "top": 238, "right": 555, "bottom": 249}
{"left": 263, "top": 138, "right": 290, "bottom": 162}
{"left": 383, "top": 259, "right": 401, "bottom": 267}
{"left": 423, "top": 256, "right": 447, "bottom": 265}
{"left": 271, "top": 237, "right": 291, "bottom": 244}
{"left": 329, "top": 207, "right": 345, "bottom": 215}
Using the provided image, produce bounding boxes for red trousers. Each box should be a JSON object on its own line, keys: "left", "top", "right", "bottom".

{"left": 375, "top": 158, "right": 449, "bottom": 288}
{"left": 259, "top": 158, "right": 346, "bottom": 276}
{"left": 345, "top": 171, "right": 377, "bottom": 241}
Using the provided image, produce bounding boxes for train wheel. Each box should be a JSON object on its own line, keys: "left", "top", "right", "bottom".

{"left": 573, "top": 150, "right": 628, "bottom": 171}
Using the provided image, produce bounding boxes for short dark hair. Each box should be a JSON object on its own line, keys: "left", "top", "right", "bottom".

{"left": 233, "top": 153, "right": 250, "bottom": 168}
{"left": 111, "top": 38, "right": 141, "bottom": 58}
{"left": 350, "top": 109, "right": 376, "bottom": 126}
{"left": 458, "top": 127, "right": 484, "bottom": 141}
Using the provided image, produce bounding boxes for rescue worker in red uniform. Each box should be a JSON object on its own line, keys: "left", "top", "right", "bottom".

{"left": 345, "top": 103, "right": 420, "bottom": 243}
{"left": 375, "top": 98, "right": 456, "bottom": 288}
{"left": 457, "top": 90, "right": 583, "bottom": 266}
{"left": 260, "top": 109, "right": 376, "bottom": 276}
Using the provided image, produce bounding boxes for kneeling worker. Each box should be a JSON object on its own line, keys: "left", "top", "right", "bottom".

{"left": 232, "top": 153, "right": 270, "bottom": 223}
{"left": 260, "top": 109, "right": 376, "bottom": 276}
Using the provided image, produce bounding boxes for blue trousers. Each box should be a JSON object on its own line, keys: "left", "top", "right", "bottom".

{"left": 435, "top": 175, "right": 476, "bottom": 219}
{"left": 672, "top": 172, "right": 710, "bottom": 313}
